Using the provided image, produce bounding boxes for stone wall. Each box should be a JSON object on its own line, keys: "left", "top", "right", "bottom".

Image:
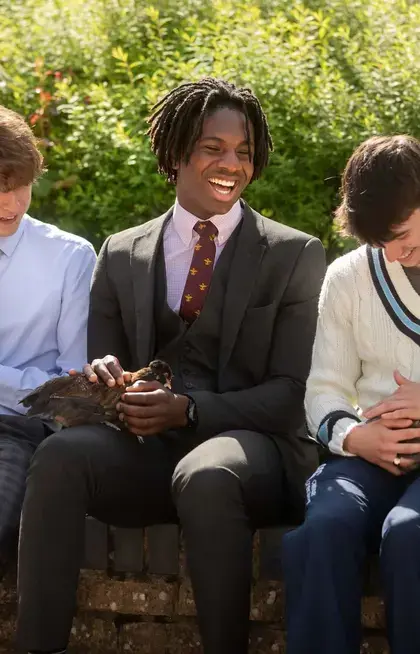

{"left": 0, "top": 523, "right": 388, "bottom": 653}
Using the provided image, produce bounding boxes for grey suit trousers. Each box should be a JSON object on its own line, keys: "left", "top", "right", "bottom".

{"left": 17, "top": 425, "right": 284, "bottom": 654}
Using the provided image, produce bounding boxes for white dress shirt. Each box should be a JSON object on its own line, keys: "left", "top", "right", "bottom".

{"left": 0, "top": 214, "right": 96, "bottom": 415}
{"left": 163, "top": 199, "right": 242, "bottom": 312}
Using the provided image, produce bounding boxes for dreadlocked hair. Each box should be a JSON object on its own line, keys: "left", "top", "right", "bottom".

{"left": 147, "top": 77, "right": 273, "bottom": 184}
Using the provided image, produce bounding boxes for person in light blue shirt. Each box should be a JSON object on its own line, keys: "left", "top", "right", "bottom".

{"left": 0, "top": 105, "right": 96, "bottom": 562}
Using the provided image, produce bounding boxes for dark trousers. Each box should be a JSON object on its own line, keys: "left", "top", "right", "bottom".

{"left": 283, "top": 456, "right": 420, "bottom": 654}
{"left": 0, "top": 416, "right": 49, "bottom": 559}
{"left": 17, "top": 425, "right": 284, "bottom": 654}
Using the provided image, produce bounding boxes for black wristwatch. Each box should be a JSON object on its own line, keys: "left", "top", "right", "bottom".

{"left": 185, "top": 395, "right": 198, "bottom": 428}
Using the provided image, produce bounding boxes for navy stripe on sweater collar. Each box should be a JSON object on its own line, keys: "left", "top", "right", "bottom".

{"left": 367, "top": 245, "right": 420, "bottom": 345}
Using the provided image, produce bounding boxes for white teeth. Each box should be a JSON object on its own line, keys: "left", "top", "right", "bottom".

{"left": 399, "top": 248, "right": 414, "bottom": 260}
{"left": 208, "top": 178, "right": 235, "bottom": 188}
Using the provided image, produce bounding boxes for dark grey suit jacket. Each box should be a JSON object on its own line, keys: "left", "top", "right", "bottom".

{"left": 88, "top": 202, "right": 326, "bottom": 519}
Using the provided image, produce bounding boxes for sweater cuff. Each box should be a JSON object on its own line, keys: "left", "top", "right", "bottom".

{"left": 329, "top": 419, "right": 361, "bottom": 456}
{"left": 317, "top": 411, "right": 361, "bottom": 456}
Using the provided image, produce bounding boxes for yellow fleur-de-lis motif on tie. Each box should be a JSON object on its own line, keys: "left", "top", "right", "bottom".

{"left": 185, "top": 293, "right": 193, "bottom": 303}
{"left": 195, "top": 243, "right": 202, "bottom": 251}
{"left": 194, "top": 309, "right": 201, "bottom": 317}
{"left": 199, "top": 282, "right": 207, "bottom": 291}
{"left": 209, "top": 234, "right": 216, "bottom": 241}
{"left": 190, "top": 267, "right": 198, "bottom": 276}
{"left": 198, "top": 223, "right": 206, "bottom": 230}
{"left": 204, "top": 257, "right": 212, "bottom": 266}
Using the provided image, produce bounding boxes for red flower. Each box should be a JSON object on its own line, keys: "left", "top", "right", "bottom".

{"left": 40, "top": 91, "right": 52, "bottom": 103}
{"left": 29, "top": 113, "right": 40, "bottom": 125}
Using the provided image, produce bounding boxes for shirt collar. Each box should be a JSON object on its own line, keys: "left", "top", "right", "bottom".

{"left": 172, "top": 199, "right": 242, "bottom": 247}
{"left": 0, "top": 214, "right": 27, "bottom": 257}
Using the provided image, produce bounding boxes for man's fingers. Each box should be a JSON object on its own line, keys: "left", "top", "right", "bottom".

{"left": 382, "top": 408, "right": 419, "bottom": 420}
{"left": 118, "top": 404, "right": 159, "bottom": 419}
{"left": 125, "top": 380, "right": 162, "bottom": 392}
{"left": 92, "top": 361, "right": 116, "bottom": 386}
{"left": 82, "top": 364, "right": 98, "bottom": 383}
{"left": 395, "top": 442, "right": 420, "bottom": 455}
{"left": 122, "top": 389, "right": 166, "bottom": 405}
{"left": 123, "top": 371, "right": 132, "bottom": 383}
{"left": 125, "top": 418, "right": 162, "bottom": 436}
{"left": 394, "top": 428, "right": 420, "bottom": 441}
{"left": 365, "top": 399, "right": 405, "bottom": 419}
{"left": 394, "top": 370, "right": 411, "bottom": 386}
{"left": 91, "top": 356, "right": 124, "bottom": 386}
{"left": 379, "top": 417, "right": 413, "bottom": 429}
{"left": 364, "top": 404, "right": 386, "bottom": 419}
{"left": 396, "top": 457, "right": 418, "bottom": 472}
{"left": 103, "top": 356, "right": 125, "bottom": 385}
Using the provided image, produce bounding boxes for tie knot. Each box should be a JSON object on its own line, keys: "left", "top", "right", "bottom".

{"left": 194, "top": 220, "right": 218, "bottom": 240}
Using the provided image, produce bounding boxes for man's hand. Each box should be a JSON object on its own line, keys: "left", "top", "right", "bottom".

{"left": 344, "top": 417, "right": 420, "bottom": 475}
{"left": 70, "top": 354, "right": 132, "bottom": 387}
{"left": 364, "top": 371, "right": 420, "bottom": 422}
{"left": 116, "top": 380, "right": 189, "bottom": 437}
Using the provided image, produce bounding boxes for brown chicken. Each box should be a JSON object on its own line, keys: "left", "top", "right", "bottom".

{"left": 20, "top": 360, "right": 173, "bottom": 429}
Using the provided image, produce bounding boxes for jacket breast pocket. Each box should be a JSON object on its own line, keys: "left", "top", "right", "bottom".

{"left": 233, "top": 302, "right": 277, "bottom": 382}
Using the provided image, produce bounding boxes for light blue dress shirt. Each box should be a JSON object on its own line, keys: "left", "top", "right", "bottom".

{"left": 0, "top": 214, "right": 96, "bottom": 415}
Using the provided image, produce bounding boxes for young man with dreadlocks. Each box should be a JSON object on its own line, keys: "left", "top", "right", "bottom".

{"left": 17, "top": 78, "right": 325, "bottom": 654}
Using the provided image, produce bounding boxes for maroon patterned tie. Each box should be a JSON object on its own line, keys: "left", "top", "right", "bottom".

{"left": 179, "top": 220, "right": 219, "bottom": 324}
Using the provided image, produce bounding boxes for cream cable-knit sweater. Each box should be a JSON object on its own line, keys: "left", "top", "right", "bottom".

{"left": 305, "top": 244, "right": 420, "bottom": 456}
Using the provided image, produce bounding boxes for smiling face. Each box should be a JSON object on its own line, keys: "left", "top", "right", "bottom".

{"left": 0, "top": 185, "right": 32, "bottom": 237}
{"left": 383, "top": 208, "right": 420, "bottom": 267}
{"left": 175, "top": 107, "right": 254, "bottom": 220}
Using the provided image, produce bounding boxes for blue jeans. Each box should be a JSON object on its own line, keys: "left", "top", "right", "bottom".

{"left": 283, "top": 456, "right": 420, "bottom": 654}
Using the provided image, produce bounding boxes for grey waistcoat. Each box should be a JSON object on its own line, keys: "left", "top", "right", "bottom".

{"left": 153, "top": 223, "right": 242, "bottom": 394}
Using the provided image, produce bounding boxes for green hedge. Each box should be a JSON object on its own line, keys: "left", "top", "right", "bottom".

{"left": 1, "top": 0, "right": 420, "bottom": 255}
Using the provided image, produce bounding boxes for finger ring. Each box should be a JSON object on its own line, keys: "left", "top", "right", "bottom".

{"left": 394, "top": 456, "right": 401, "bottom": 467}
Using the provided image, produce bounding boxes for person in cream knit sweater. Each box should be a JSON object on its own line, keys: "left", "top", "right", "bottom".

{"left": 283, "top": 135, "right": 420, "bottom": 654}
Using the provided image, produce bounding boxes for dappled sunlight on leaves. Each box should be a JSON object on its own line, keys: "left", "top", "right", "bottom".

{"left": 0, "top": 0, "right": 419, "bottom": 255}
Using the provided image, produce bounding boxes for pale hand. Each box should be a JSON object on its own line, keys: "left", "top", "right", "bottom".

{"left": 344, "top": 417, "right": 420, "bottom": 475}
{"left": 364, "top": 371, "right": 420, "bottom": 422}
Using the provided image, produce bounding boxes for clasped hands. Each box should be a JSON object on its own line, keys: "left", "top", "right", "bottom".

{"left": 345, "top": 370, "right": 420, "bottom": 475}
{"left": 72, "top": 355, "right": 188, "bottom": 437}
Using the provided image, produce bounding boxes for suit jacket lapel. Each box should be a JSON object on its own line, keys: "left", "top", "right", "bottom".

{"left": 131, "top": 209, "right": 173, "bottom": 366}
{"left": 219, "top": 203, "right": 266, "bottom": 372}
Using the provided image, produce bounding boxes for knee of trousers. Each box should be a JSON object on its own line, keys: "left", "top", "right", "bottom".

{"left": 288, "top": 509, "right": 367, "bottom": 557}
{"left": 381, "top": 506, "right": 420, "bottom": 559}
{"left": 27, "top": 429, "right": 90, "bottom": 489}
{"left": 172, "top": 458, "right": 241, "bottom": 518}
